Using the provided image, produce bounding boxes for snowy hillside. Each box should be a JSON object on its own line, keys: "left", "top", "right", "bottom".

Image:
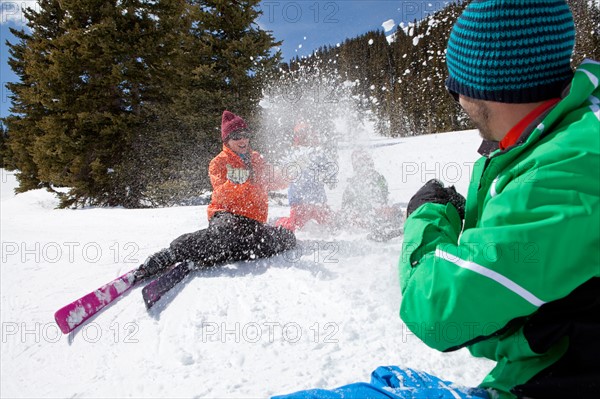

{"left": 0, "top": 130, "right": 494, "bottom": 398}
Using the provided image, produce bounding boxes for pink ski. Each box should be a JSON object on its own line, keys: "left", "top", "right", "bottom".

{"left": 54, "top": 269, "right": 139, "bottom": 334}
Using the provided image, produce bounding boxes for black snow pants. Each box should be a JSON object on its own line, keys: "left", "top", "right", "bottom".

{"left": 169, "top": 212, "right": 296, "bottom": 268}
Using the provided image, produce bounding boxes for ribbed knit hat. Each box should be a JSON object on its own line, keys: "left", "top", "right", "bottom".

{"left": 445, "top": 0, "right": 575, "bottom": 103}
{"left": 221, "top": 110, "right": 248, "bottom": 141}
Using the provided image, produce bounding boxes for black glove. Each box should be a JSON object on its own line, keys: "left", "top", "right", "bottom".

{"left": 406, "top": 179, "right": 465, "bottom": 219}
{"left": 445, "top": 185, "right": 466, "bottom": 219}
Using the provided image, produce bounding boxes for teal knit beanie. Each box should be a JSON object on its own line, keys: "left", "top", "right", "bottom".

{"left": 446, "top": 0, "right": 575, "bottom": 103}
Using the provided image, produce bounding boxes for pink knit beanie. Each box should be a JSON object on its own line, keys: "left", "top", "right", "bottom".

{"left": 221, "top": 110, "right": 248, "bottom": 142}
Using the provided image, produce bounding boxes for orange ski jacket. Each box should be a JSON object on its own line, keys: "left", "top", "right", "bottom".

{"left": 208, "top": 145, "right": 287, "bottom": 223}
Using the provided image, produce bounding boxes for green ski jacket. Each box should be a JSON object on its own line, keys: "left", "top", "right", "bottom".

{"left": 399, "top": 59, "right": 600, "bottom": 398}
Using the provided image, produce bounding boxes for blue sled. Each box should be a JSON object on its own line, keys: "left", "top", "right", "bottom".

{"left": 273, "top": 366, "right": 489, "bottom": 399}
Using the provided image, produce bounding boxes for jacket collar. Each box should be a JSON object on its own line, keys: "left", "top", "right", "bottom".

{"left": 477, "top": 98, "right": 561, "bottom": 158}
{"left": 222, "top": 144, "right": 254, "bottom": 167}
{"left": 499, "top": 98, "right": 561, "bottom": 151}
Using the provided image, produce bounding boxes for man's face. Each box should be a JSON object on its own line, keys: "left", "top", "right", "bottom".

{"left": 459, "top": 96, "right": 495, "bottom": 141}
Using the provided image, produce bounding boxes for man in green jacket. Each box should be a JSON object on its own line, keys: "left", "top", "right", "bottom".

{"left": 401, "top": 0, "right": 599, "bottom": 398}
{"left": 273, "top": 1, "right": 598, "bottom": 398}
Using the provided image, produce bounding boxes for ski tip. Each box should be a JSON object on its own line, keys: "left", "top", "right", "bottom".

{"left": 141, "top": 285, "right": 159, "bottom": 310}
{"left": 54, "top": 309, "right": 74, "bottom": 334}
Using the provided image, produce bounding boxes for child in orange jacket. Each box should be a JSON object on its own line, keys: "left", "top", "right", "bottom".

{"left": 137, "top": 111, "right": 296, "bottom": 277}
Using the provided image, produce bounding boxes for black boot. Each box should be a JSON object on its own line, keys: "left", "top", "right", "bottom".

{"left": 135, "top": 248, "right": 177, "bottom": 280}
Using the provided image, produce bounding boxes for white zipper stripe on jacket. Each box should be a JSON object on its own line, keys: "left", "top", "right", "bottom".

{"left": 435, "top": 248, "right": 546, "bottom": 307}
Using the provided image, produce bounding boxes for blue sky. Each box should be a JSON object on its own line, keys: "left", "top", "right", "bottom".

{"left": 0, "top": 1, "right": 448, "bottom": 119}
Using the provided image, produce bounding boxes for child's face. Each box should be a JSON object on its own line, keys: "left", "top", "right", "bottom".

{"left": 227, "top": 133, "right": 251, "bottom": 155}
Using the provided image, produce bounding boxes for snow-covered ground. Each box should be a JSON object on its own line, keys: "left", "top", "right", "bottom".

{"left": 0, "top": 129, "right": 494, "bottom": 398}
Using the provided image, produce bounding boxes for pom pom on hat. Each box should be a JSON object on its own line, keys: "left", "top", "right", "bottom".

{"left": 445, "top": 0, "right": 575, "bottom": 103}
{"left": 221, "top": 110, "right": 248, "bottom": 142}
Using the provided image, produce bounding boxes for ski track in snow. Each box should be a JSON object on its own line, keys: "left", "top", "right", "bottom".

{"left": 0, "top": 130, "right": 494, "bottom": 398}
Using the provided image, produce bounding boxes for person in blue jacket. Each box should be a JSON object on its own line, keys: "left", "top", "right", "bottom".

{"left": 275, "top": 122, "right": 336, "bottom": 231}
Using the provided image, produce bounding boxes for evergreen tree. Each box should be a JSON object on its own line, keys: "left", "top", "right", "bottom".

{"left": 0, "top": 121, "right": 11, "bottom": 169}
{"left": 4, "top": 0, "right": 281, "bottom": 207}
{"left": 182, "top": 0, "right": 281, "bottom": 132}
{"left": 133, "top": 0, "right": 282, "bottom": 206}
{"left": 4, "top": 0, "right": 66, "bottom": 192}
{"left": 4, "top": 0, "right": 181, "bottom": 206}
